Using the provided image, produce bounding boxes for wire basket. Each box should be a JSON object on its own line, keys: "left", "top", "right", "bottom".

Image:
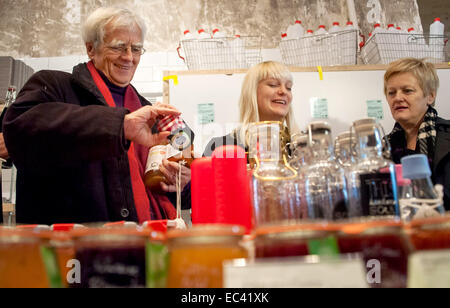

{"left": 279, "top": 30, "right": 358, "bottom": 67}
{"left": 178, "top": 36, "right": 262, "bottom": 70}
{"left": 361, "top": 33, "right": 449, "bottom": 64}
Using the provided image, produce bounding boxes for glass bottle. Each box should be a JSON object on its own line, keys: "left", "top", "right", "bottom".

{"left": 144, "top": 115, "right": 194, "bottom": 192}
{"left": 288, "top": 132, "right": 311, "bottom": 219}
{"left": 399, "top": 154, "right": 445, "bottom": 221}
{"left": 334, "top": 131, "right": 356, "bottom": 170}
{"left": 303, "top": 122, "right": 349, "bottom": 220}
{"left": 144, "top": 144, "right": 193, "bottom": 193}
{"left": 347, "top": 118, "right": 399, "bottom": 218}
{"left": 288, "top": 131, "right": 312, "bottom": 171}
{"left": 249, "top": 121, "right": 300, "bottom": 227}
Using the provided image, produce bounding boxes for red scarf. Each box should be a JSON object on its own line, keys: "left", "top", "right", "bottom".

{"left": 87, "top": 61, "right": 176, "bottom": 222}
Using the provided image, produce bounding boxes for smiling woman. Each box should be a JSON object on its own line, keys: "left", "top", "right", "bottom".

{"left": 203, "top": 61, "right": 300, "bottom": 157}
{"left": 385, "top": 58, "right": 450, "bottom": 211}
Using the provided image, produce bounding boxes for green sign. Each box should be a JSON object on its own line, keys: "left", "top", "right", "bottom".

{"left": 310, "top": 98, "right": 328, "bottom": 119}
{"left": 367, "top": 100, "right": 384, "bottom": 120}
{"left": 197, "top": 103, "right": 215, "bottom": 124}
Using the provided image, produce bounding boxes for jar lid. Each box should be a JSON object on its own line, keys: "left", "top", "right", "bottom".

{"left": 70, "top": 227, "right": 160, "bottom": 242}
{"left": 167, "top": 224, "right": 245, "bottom": 245}
{"left": 339, "top": 217, "right": 403, "bottom": 235}
{"left": 0, "top": 228, "right": 44, "bottom": 244}
{"left": 409, "top": 215, "right": 450, "bottom": 230}
{"left": 255, "top": 220, "right": 340, "bottom": 240}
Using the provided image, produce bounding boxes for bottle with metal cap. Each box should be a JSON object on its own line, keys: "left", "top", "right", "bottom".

{"left": 248, "top": 121, "right": 300, "bottom": 227}
{"left": 303, "top": 121, "right": 349, "bottom": 220}
{"left": 399, "top": 154, "right": 445, "bottom": 221}
{"left": 287, "top": 131, "right": 312, "bottom": 219}
{"left": 334, "top": 131, "right": 356, "bottom": 170}
{"left": 347, "top": 118, "right": 399, "bottom": 218}
{"left": 288, "top": 131, "right": 311, "bottom": 171}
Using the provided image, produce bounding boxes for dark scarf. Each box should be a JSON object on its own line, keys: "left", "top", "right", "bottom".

{"left": 388, "top": 105, "right": 438, "bottom": 164}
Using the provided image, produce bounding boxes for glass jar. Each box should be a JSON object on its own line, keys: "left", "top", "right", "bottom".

{"left": 334, "top": 131, "right": 356, "bottom": 170}
{"left": 347, "top": 119, "right": 399, "bottom": 218}
{"left": 144, "top": 144, "right": 194, "bottom": 193}
{"left": 166, "top": 225, "right": 247, "bottom": 288}
{"left": 254, "top": 221, "right": 340, "bottom": 258}
{"left": 0, "top": 228, "right": 50, "bottom": 288}
{"left": 408, "top": 215, "right": 450, "bottom": 250}
{"left": 70, "top": 228, "right": 152, "bottom": 288}
{"left": 248, "top": 121, "right": 300, "bottom": 226}
{"left": 337, "top": 218, "right": 411, "bottom": 288}
{"left": 304, "top": 122, "right": 349, "bottom": 220}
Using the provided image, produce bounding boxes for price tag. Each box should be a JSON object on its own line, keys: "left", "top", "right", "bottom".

{"left": 366, "top": 100, "right": 384, "bottom": 120}
{"left": 408, "top": 249, "right": 450, "bottom": 288}
{"left": 223, "top": 255, "right": 368, "bottom": 288}
{"left": 310, "top": 98, "right": 328, "bottom": 119}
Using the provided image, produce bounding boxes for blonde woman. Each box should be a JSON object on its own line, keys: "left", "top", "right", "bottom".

{"left": 385, "top": 58, "right": 450, "bottom": 210}
{"left": 203, "top": 61, "right": 299, "bottom": 156}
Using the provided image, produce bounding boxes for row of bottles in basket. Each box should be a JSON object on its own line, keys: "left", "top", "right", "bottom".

{"left": 247, "top": 119, "right": 445, "bottom": 227}
{"left": 281, "top": 20, "right": 357, "bottom": 40}
{"left": 362, "top": 18, "right": 446, "bottom": 64}
{"left": 182, "top": 28, "right": 238, "bottom": 40}
{"left": 367, "top": 18, "right": 445, "bottom": 39}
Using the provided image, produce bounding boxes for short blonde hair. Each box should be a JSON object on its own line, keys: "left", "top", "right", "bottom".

{"left": 82, "top": 7, "right": 147, "bottom": 50}
{"left": 238, "top": 61, "right": 299, "bottom": 144}
{"left": 384, "top": 58, "right": 439, "bottom": 106}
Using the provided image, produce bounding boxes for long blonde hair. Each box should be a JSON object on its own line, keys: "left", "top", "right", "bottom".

{"left": 237, "top": 61, "right": 299, "bottom": 144}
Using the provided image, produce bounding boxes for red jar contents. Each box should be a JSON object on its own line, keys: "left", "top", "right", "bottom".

{"left": 254, "top": 221, "right": 339, "bottom": 258}
{"left": 337, "top": 219, "right": 411, "bottom": 288}
{"left": 408, "top": 216, "right": 450, "bottom": 250}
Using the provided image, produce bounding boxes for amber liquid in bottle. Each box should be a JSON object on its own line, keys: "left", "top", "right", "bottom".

{"left": 144, "top": 145, "right": 194, "bottom": 193}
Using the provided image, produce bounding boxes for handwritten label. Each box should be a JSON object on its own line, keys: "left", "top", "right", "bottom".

{"left": 310, "top": 98, "right": 328, "bottom": 119}
{"left": 197, "top": 103, "right": 215, "bottom": 124}
{"left": 408, "top": 249, "right": 450, "bottom": 288}
{"left": 223, "top": 255, "right": 368, "bottom": 288}
{"left": 366, "top": 100, "right": 384, "bottom": 120}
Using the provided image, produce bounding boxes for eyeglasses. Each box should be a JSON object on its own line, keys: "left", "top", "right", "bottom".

{"left": 105, "top": 44, "right": 146, "bottom": 56}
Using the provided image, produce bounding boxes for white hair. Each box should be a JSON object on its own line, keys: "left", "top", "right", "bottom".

{"left": 82, "top": 7, "right": 147, "bottom": 49}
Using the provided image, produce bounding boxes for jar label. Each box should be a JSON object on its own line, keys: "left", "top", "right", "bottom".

{"left": 39, "top": 246, "right": 64, "bottom": 288}
{"left": 359, "top": 172, "right": 398, "bottom": 216}
{"left": 145, "top": 145, "right": 168, "bottom": 173}
{"left": 146, "top": 241, "right": 169, "bottom": 288}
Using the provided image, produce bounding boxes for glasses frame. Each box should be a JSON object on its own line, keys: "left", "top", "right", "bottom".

{"left": 105, "top": 44, "right": 146, "bottom": 56}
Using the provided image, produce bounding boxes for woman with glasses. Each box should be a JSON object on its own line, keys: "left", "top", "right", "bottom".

{"left": 385, "top": 58, "right": 450, "bottom": 210}
{"left": 3, "top": 7, "right": 191, "bottom": 224}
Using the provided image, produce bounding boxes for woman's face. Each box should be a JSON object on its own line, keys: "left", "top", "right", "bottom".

{"left": 386, "top": 72, "right": 435, "bottom": 128}
{"left": 87, "top": 23, "right": 142, "bottom": 87}
{"left": 257, "top": 77, "right": 293, "bottom": 121}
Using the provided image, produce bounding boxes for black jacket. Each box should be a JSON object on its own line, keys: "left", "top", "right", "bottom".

{"left": 3, "top": 63, "right": 186, "bottom": 224}
{"left": 389, "top": 117, "right": 450, "bottom": 211}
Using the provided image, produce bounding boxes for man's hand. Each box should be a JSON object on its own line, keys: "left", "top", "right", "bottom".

{"left": 124, "top": 104, "right": 180, "bottom": 147}
{"left": 159, "top": 160, "right": 191, "bottom": 193}
{"left": 0, "top": 133, "right": 9, "bottom": 160}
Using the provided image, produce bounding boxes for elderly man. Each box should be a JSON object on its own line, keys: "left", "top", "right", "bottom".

{"left": 3, "top": 7, "right": 192, "bottom": 224}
